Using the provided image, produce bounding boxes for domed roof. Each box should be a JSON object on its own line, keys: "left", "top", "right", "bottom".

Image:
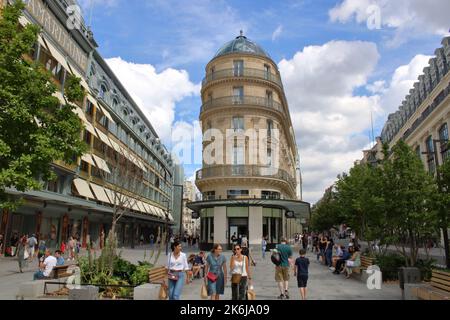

{"left": 214, "top": 32, "right": 270, "bottom": 59}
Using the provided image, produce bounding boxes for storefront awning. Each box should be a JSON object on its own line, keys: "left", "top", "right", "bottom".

{"left": 40, "top": 36, "right": 70, "bottom": 73}
{"left": 186, "top": 198, "right": 311, "bottom": 220}
{"left": 95, "top": 128, "right": 114, "bottom": 149}
{"left": 91, "top": 154, "right": 111, "bottom": 174}
{"left": 81, "top": 154, "right": 96, "bottom": 167}
{"left": 73, "top": 178, "right": 95, "bottom": 199}
{"left": 89, "top": 183, "right": 111, "bottom": 204}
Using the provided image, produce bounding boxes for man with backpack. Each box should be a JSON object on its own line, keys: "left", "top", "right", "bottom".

{"left": 271, "top": 238, "right": 293, "bottom": 299}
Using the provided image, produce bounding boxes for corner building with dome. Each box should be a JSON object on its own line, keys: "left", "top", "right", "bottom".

{"left": 188, "top": 33, "right": 310, "bottom": 251}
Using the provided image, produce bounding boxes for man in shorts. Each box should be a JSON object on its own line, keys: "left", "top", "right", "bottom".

{"left": 275, "top": 238, "right": 293, "bottom": 299}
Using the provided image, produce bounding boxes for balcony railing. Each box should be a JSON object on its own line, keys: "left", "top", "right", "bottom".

{"left": 196, "top": 165, "right": 296, "bottom": 191}
{"left": 201, "top": 95, "right": 283, "bottom": 114}
{"left": 202, "top": 68, "right": 283, "bottom": 88}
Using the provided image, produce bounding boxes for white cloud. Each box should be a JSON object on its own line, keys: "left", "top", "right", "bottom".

{"left": 272, "top": 25, "right": 283, "bottom": 41}
{"left": 105, "top": 57, "right": 200, "bottom": 144}
{"left": 329, "top": 0, "right": 450, "bottom": 46}
{"left": 374, "top": 54, "right": 432, "bottom": 115}
{"left": 279, "top": 39, "right": 434, "bottom": 204}
{"left": 279, "top": 40, "right": 381, "bottom": 203}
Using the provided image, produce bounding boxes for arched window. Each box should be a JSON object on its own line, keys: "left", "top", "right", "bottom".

{"left": 99, "top": 84, "right": 107, "bottom": 99}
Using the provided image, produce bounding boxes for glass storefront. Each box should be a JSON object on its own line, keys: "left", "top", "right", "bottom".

{"left": 262, "top": 208, "right": 282, "bottom": 246}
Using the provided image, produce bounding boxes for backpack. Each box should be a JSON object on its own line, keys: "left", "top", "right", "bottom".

{"left": 271, "top": 250, "right": 281, "bottom": 266}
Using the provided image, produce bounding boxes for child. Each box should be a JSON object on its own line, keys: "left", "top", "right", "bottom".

{"left": 294, "top": 248, "right": 310, "bottom": 300}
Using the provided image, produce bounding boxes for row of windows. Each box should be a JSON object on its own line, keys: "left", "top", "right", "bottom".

{"left": 209, "top": 60, "right": 272, "bottom": 79}
{"left": 202, "top": 190, "right": 281, "bottom": 200}
{"left": 415, "top": 122, "right": 449, "bottom": 174}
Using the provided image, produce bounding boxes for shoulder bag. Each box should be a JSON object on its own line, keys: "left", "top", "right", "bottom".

{"left": 167, "top": 253, "right": 179, "bottom": 281}
{"left": 231, "top": 256, "right": 244, "bottom": 284}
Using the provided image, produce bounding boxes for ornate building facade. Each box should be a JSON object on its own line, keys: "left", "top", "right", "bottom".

{"left": 188, "top": 33, "right": 309, "bottom": 251}
{"left": 0, "top": 0, "right": 174, "bottom": 250}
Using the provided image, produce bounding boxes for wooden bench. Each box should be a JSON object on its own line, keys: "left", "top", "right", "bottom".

{"left": 353, "top": 256, "right": 375, "bottom": 274}
{"left": 148, "top": 266, "right": 167, "bottom": 284}
{"left": 417, "top": 270, "right": 450, "bottom": 300}
{"left": 48, "top": 264, "right": 79, "bottom": 279}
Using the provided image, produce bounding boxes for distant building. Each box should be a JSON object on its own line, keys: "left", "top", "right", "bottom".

{"left": 182, "top": 180, "right": 199, "bottom": 237}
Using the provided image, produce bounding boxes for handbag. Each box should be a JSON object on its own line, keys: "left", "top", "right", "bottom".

{"left": 231, "top": 255, "right": 245, "bottom": 284}
{"left": 23, "top": 248, "right": 29, "bottom": 260}
{"left": 247, "top": 285, "right": 256, "bottom": 300}
{"left": 167, "top": 253, "right": 179, "bottom": 281}
{"left": 200, "top": 283, "right": 208, "bottom": 299}
{"left": 159, "top": 285, "right": 168, "bottom": 300}
{"left": 207, "top": 272, "right": 218, "bottom": 282}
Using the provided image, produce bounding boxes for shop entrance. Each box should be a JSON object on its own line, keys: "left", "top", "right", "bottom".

{"left": 228, "top": 217, "right": 248, "bottom": 250}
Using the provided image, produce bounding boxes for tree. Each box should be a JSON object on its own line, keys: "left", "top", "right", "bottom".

{"left": 335, "top": 163, "right": 385, "bottom": 255}
{"left": 311, "top": 186, "right": 342, "bottom": 232}
{"left": 0, "top": 1, "right": 86, "bottom": 208}
{"left": 381, "top": 140, "right": 438, "bottom": 266}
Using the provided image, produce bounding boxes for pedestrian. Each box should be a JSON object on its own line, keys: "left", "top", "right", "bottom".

{"left": 10, "top": 232, "right": 19, "bottom": 256}
{"left": 275, "top": 237, "right": 293, "bottom": 299}
{"left": 294, "top": 248, "right": 310, "bottom": 300}
{"left": 27, "top": 234, "right": 37, "bottom": 262}
{"left": 140, "top": 234, "right": 144, "bottom": 246}
{"left": 0, "top": 234, "right": 4, "bottom": 255}
{"left": 241, "top": 235, "right": 248, "bottom": 247}
{"left": 231, "top": 233, "right": 237, "bottom": 246}
{"left": 205, "top": 244, "right": 227, "bottom": 300}
{"left": 37, "top": 240, "right": 46, "bottom": 266}
{"left": 68, "top": 237, "right": 75, "bottom": 261}
{"left": 302, "top": 232, "right": 308, "bottom": 250}
{"left": 343, "top": 246, "right": 361, "bottom": 279}
{"left": 325, "top": 237, "right": 334, "bottom": 267}
{"left": 166, "top": 240, "right": 190, "bottom": 300}
{"left": 149, "top": 233, "right": 154, "bottom": 247}
{"left": 261, "top": 236, "right": 267, "bottom": 259}
{"left": 230, "top": 244, "right": 251, "bottom": 300}
{"left": 17, "top": 235, "right": 28, "bottom": 273}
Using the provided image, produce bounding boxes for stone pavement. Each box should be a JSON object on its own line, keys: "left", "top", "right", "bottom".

{"left": 0, "top": 245, "right": 402, "bottom": 300}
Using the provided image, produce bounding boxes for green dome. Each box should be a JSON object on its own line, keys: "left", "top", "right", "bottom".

{"left": 214, "top": 33, "right": 270, "bottom": 59}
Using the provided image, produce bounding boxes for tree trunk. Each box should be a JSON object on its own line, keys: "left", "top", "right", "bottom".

{"left": 153, "top": 230, "right": 166, "bottom": 266}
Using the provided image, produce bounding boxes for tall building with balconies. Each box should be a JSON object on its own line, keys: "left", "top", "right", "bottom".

{"left": 188, "top": 32, "right": 310, "bottom": 251}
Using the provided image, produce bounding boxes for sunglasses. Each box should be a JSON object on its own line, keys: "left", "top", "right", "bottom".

{"left": 235, "top": 248, "right": 241, "bottom": 250}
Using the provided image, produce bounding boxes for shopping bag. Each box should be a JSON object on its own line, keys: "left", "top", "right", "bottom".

{"left": 159, "top": 285, "right": 168, "bottom": 300}
{"left": 23, "top": 249, "right": 29, "bottom": 260}
{"left": 200, "top": 283, "right": 208, "bottom": 299}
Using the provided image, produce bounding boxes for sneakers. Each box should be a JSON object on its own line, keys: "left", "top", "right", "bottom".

{"left": 329, "top": 267, "right": 335, "bottom": 271}
{"left": 278, "top": 294, "right": 285, "bottom": 299}
{"left": 284, "top": 290, "right": 290, "bottom": 299}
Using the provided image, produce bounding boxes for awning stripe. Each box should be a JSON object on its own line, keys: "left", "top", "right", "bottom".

{"left": 73, "top": 178, "right": 95, "bottom": 199}
{"left": 81, "top": 154, "right": 96, "bottom": 167}
{"left": 90, "top": 183, "right": 111, "bottom": 203}
{"left": 95, "top": 128, "right": 114, "bottom": 148}
{"left": 91, "top": 154, "right": 111, "bottom": 174}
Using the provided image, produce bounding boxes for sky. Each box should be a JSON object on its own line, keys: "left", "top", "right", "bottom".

{"left": 77, "top": 0, "right": 450, "bottom": 204}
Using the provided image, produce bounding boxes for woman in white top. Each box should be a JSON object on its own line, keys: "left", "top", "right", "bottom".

{"left": 230, "top": 244, "right": 251, "bottom": 300}
{"left": 166, "top": 240, "right": 190, "bottom": 300}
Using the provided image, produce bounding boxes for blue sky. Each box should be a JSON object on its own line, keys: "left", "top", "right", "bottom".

{"left": 78, "top": 0, "right": 450, "bottom": 203}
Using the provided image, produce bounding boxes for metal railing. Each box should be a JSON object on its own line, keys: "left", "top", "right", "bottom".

{"left": 202, "top": 68, "right": 283, "bottom": 88}
{"left": 196, "top": 165, "right": 296, "bottom": 190}
{"left": 201, "top": 95, "right": 283, "bottom": 114}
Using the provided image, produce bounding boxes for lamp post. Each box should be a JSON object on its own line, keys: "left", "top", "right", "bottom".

{"left": 422, "top": 138, "right": 450, "bottom": 268}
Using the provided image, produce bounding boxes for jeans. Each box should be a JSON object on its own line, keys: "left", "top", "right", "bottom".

{"left": 317, "top": 248, "right": 324, "bottom": 261}
{"left": 168, "top": 271, "right": 185, "bottom": 300}
{"left": 262, "top": 247, "right": 266, "bottom": 259}
{"left": 325, "top": 250, "right": 332, "bottom": 266}
{"left": 33, "top": 270, "right": 45, "bottom": 280}
{"left": 231, "top": 276, "right": 248, "bottom": 300}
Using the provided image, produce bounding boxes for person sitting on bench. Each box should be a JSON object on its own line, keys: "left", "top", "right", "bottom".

{"left": 193, "top": 251, "right": 206, "bottom": 278}
{"left": 55, "top": 250, "right": 65, "bottom": 266}
{"left": 33, "top": 249, "right": 56, "bottom": 280}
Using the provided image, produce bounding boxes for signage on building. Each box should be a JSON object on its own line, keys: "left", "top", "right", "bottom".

{"left": 25, "top": 0, "right": 89, "bottom": 71}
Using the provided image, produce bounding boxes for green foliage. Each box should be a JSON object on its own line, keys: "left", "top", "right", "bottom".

{"left": 414, "top": 258, "right": 436, "bottom": 281}
{"left": 113, "top": 257, "right": 137, "bottom": 283}
{"left": 64, "top": 74, "right": 85, "bottom": 103}
{"left": 130, "top": 264, "right": 153, "bottom": 286}
{"left": 375, "top": 253, "right": 406, "bottom": 281}
{"left": 0, "top": 0, "right": 87, "bottom": 207}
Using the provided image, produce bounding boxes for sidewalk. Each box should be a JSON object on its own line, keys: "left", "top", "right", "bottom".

{"left": 0, "top": 245, "right": 402, "bottom": 300}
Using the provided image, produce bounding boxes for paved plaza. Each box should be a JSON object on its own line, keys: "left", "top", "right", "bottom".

{"left": 0, "top": 244, "right": 401, "bottom": 300}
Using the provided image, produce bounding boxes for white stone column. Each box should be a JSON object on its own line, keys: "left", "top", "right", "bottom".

{"left": 249, "top": 206, "right": 262, "bottom": 249}
{"left": 214, "top": 206, "right": 227, "bottom": 246}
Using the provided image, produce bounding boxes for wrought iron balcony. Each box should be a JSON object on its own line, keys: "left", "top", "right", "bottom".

{"left": 201, "top": 95, "right": 283, "bottom": 114}
{"left": 196, "top": 165, "right": 296, "bottom": 191}
{"left": 202, "top": 68, "right": 283, "bottom": 88}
